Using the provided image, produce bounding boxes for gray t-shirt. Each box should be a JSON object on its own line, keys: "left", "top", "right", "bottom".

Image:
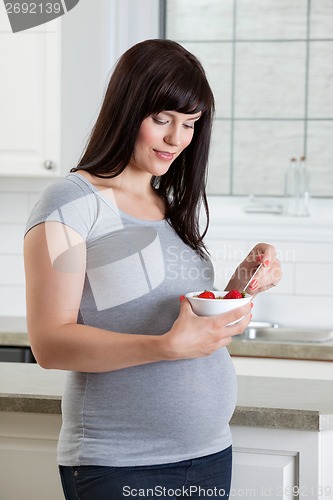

{"left": 25, "top": 173, "right": 237, "bottom": 467}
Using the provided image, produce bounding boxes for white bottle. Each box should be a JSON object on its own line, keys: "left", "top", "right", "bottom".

{"left": 284, "top": 157, "right": 299, "bottom": 216}
{"left": 297, "top": 155, "right": 310, "bottom": 217}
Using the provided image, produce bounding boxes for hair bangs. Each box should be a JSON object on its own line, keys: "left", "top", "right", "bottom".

{"left": 147, "top": 67, "right": 213, "bottom": 117}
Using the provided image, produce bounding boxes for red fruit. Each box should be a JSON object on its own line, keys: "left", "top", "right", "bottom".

{"left": 197, "top": 290, "right": 216, "bottom": 299}
{"left": 223, "top": 289, "right": 244, "bottom": 300}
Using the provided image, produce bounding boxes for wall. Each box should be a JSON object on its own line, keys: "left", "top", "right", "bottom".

{"left": 0, "top": 177, "right": 52, "bottom": 316}
{"left": 206, "top": 196, "right": 333, "bottom": 329}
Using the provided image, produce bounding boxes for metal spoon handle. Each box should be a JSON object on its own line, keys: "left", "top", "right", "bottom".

{"left": 243, "top": 263, "right": 263, "bottom": 292}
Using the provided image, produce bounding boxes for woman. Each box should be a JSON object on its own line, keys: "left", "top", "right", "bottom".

{"left": 24, "top": 39, "right": 281, "bottom": 499}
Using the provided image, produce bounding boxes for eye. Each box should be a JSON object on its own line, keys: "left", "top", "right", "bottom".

{"left": 153, "top": 117, "right": 167, "bottom": 125}
{"left": 183, "top": 123, "right": 194, "bottom": 130}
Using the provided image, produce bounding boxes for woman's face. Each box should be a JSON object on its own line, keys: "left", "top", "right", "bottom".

{"left": 129, "top": 110, "right": 202, "bottom": 177}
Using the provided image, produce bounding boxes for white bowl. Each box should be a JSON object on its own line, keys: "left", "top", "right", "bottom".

{"left": 185, "top": 290, "right": 251, "bottom": 323}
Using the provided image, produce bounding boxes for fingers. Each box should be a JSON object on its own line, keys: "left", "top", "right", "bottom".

{"left": 215, "top": 308, "right": 252, "bottom": 348}
{"left": 225, "top": 311, "right": 252, "bottom": 338}
{"left": 173, "top": 296, "right": 252, "bottom": 358}
{"left": 255, "top": 243, "right": 276, "bottom": 267}
{"left": 209, "top": 301, "right": 252, "bottom": 335}
{"left": 220, "top": 301, "right": 252, "bottom": 323}
{"left": 256, "top": 256, "right": 282, "bottom": 292}
{"left": 248, "top": 243, "right": 282, "bottom": 293}
{"left": 179, "top": 296, "right": 193, "bottom": 314}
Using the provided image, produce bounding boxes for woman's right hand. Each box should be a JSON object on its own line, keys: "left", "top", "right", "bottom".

{"left": 162, "top": 298, "right": 252, "bottom": 360}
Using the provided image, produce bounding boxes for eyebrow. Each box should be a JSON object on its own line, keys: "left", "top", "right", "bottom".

{"left": 187, "top": 115, "right": 202, "bottom": 121}
{"left": 161, "top": 111, "right": 202, "bottom": 121}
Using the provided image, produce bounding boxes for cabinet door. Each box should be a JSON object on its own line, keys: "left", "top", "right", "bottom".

{"left": 232, "top": 448, "right": 297, "bottom": 499}
{"left": 0, "top": 28, "right": 60, "bottom": 177}
{"left": 231, "top": 426, "right": 333, "bottom": 499}
{"left": 0, "top": 412, "right": 63, "bottom": 500}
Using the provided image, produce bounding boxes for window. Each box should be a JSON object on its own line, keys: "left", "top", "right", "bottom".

{"left": 165, "top": 0, "right": 333, "bottom": 197}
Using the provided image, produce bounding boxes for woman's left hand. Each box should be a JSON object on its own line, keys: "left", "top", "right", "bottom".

{"left": 226, "top": 242, "right": 282, "bottom": 295}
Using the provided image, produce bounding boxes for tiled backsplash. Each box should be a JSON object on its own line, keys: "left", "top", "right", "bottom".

{"left": 166, "top": 0, "right": 333, "bottom": 197}
{"left": 0, "top": 178, "right": 53, "bottom": 317}
{"left": 1, "top": 178, "right": 333, "bottom": 331}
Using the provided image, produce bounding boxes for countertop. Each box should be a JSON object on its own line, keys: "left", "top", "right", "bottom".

{"left": 0, "top": 317, "right": 29, "bottom": 347}
{"left": 1, "top": 362, "right": 333, "bottom": 431}
{"left": 1, "top": 316, "right": 333, "bottom": 361}
{"left": 227, "top": 338, "right": 333, "bottom": 361}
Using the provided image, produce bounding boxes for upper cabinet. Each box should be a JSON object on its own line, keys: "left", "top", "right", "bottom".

{"left": 0, "top": 0, "right": 161, "bottom": 178}
{"left": 0, "top": 7, "right": 61, "bottom": 177}
{"left": 0, "top": 1, "right": 113, "bottom": 178}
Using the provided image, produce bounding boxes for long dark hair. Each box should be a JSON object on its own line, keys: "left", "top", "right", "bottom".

{"left": 71, "top": 39, "right": 215, "bottom": 257}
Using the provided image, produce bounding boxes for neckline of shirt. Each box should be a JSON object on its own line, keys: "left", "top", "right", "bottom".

{"left": 67, "top": 172, "right": 168, "bottom": 227}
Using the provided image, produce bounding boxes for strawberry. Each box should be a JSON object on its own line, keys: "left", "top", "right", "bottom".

{"left": 197, "top": 290, "right": 216, "bottom": 299}
{"left": 223, "top": 289, "right": 245, "bottom": 300}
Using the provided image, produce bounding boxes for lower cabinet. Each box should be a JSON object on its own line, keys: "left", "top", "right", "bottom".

{"left": 231, "top": 425, "right": 333, "bottom": 499}
{"left": 233, "top": 450, "right": 296, "bottom": 498}
{"left": 0, "top": 412, "right": 63, "bottom": 500}
{"left": 1, "top": 412, "right": 333, "bottom": 499}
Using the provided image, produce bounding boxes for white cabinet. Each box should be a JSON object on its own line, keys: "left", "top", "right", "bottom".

{"left": 0, "top": 1, "right": 112, "bottom": 179}
{"left": 232, "top": 449, "right": 296, "bottom": 498}
{"left": 0, "top": 1, "right": 111, "bottom": 179}
{"left": 1, "top": 412, "right": 332, "bottom": 500}
{"left": 0, "top": 0, "right": 162, "bottom": 179}
{"left": 0, "top": 32, "right": 61, "bottom": 177}
{"left": 231, "top": 426, "right": 333, "bottom": 499}
{"left": 0, "top": 2, "right": 61, "bottom": 177}
{"left": 0, "top": 412, "right": 63, "bottom": 500}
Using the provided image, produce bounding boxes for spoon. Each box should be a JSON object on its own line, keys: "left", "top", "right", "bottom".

{"left": 242, "top": 263, "right": 263, "bottom": 293}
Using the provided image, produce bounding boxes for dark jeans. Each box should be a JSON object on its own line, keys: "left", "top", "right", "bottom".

{"left": 59, "top": 446, "right": 232, "bottom": 499}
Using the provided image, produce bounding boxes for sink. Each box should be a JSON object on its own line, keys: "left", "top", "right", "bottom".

{"left": 238, "top": 323, "right": 333, "bottom": 343}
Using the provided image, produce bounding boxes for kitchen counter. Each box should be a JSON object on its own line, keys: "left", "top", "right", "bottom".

{"left": 228, "top": 338, "right": 333, "bottom": 361}
{"left": 1, "top": 316, "right": 333, "bottom": 362}
{"left": 1, "top": 362, "right": 333, "bottom": 431}
{"left": 0, "top": 316, "right": 29, "bottom": 347}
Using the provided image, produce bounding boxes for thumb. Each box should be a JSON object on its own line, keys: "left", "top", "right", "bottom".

{"left": 179, "top": 295, "right": 193, "bottom": 315}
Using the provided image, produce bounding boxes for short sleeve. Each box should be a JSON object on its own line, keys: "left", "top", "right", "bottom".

{"left": 24, "top": 177, "right": 96, "bottom": 239}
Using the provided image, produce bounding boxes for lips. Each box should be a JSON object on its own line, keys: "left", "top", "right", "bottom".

{"left": 154, "top": 150, "right": 175, "bottom": 161}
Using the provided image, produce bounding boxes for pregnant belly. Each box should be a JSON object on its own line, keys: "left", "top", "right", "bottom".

{"left": 78, "top": 350, "right": 237, "bottom": 448}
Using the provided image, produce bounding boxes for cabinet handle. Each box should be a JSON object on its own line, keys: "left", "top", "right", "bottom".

{"left": 43, "top": 160, "right": 55, "bottom": 170}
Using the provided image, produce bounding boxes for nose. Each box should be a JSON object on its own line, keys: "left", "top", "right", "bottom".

{"left": 164, "top": 131, "right": 181, "bottom": 147}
